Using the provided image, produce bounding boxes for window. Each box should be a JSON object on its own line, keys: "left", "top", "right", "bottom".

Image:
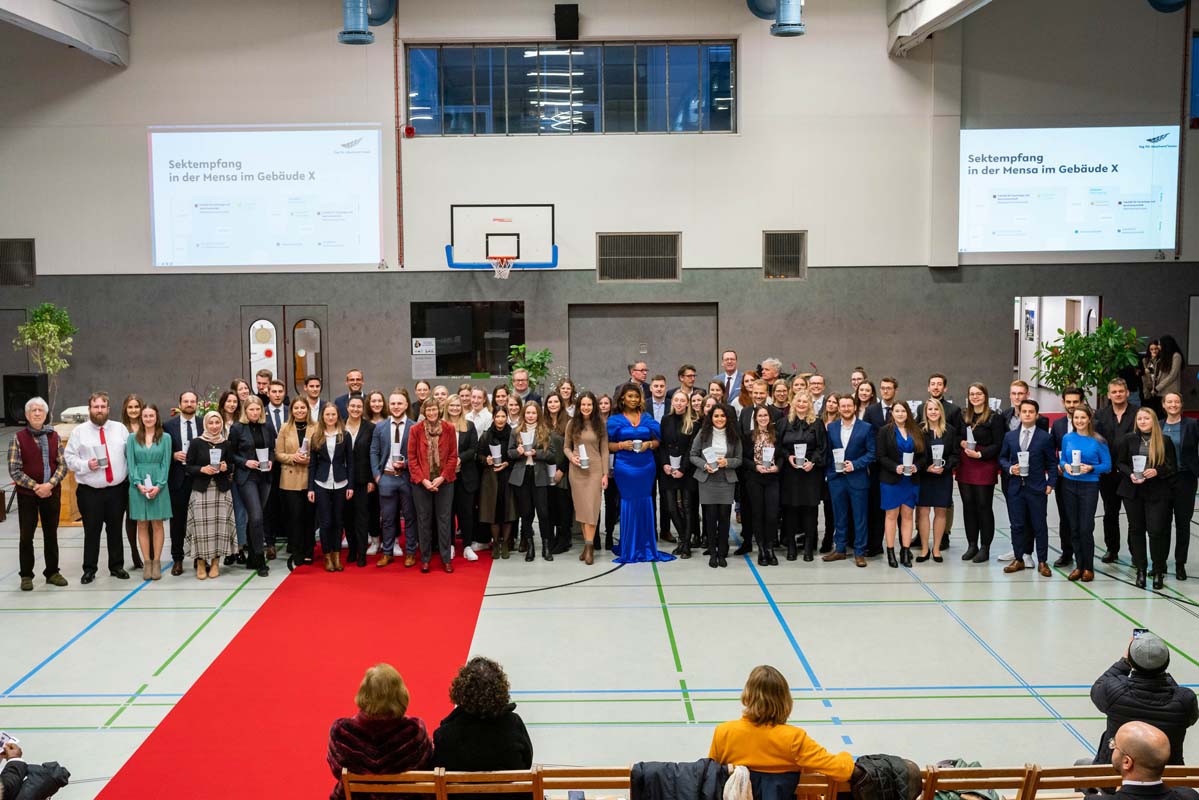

{"left": 248, "top": 319, "right": 279, "bottom": 385}
{"left": 406, "top": 41, "right": 736, "bottom": 135}
{"left": 596, "top": 233, "right": 681, "bottom": 281}
{"left": 292, "top": 319, "right": 323, "bottom": 396}
{"left": 763, "top": 231, "right": 807, "bottom": 280}
{"left": 411, "top": 302, "right": 526, "bottom": 376}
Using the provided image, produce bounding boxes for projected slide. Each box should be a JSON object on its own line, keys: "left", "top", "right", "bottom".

{"left": 149, "top": 128, "right": 381, "bottom": 266}
{"left": 959, "top": 126, "right": 1179, "bottom": 253}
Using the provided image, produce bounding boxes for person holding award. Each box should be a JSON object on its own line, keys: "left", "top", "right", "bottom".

{"left": 1057, "top": 405, "right": 1110, "bottom": 582}
{"left": 915, "top": 399, "right": 958, "bottom": 562}
{"left": 608, "top": 385, "right": 674, "bottom": 564}
{"left": 1117, "top": 409, "right": 1178, "bottom": 589}
{"left": 565, "top": 392, "right": 609, "bottom": 565}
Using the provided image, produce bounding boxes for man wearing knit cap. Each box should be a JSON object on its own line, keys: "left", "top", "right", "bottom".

{"left": 1091, "top": 633, "right": 1198, "bottom": 766}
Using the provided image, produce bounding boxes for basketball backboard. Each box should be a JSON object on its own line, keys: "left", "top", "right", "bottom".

{"left": 445, "top": 203, "right": 557, "bottom": 269}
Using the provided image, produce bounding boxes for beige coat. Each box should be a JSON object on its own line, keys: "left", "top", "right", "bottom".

{"left": 275, "top": 423, "right": 311, "bottom": 491}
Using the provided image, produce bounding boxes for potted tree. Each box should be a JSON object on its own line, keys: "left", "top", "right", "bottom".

{"left": 12, "top": 302, "right": 78, "bottom": 417}
{"left": 1032, "top": 317, "right": 1142, "bottom": 405}
{"left": 507, "top": 344, "right": 555, "bottom": 394}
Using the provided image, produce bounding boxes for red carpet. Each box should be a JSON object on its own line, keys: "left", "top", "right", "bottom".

{"left": 99, "top": 554, "right": 492, "bottom": 799}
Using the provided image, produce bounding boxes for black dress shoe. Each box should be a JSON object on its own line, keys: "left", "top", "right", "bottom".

{"left": 542, "top": 542, "right": 554, "bottom": 562}
{"left": 678, "top": 550, "right": 691, "bottom": 559}
{"left": 110, "top": 568, "right": 130, "bottom": 580}
{"left": 256, "top": 564, "right": 270, "bottom": 577}
{"left": 866, "top": 547, "right": 884, "bottom": 557}
{"left": 224, "top": 554, "right": 237, "bottom": 567}
{"left": 961, "top": 545, "right": 978, "bottom": 561}
{"left": 525, "top": 545, "right": 535, "bottom": 562}
{"left": 287, "top": 555, "right": 297, "bottom": 572}
{"left": 709, "top": 556, "right": 719, "bottom": 568}
{"left": 933, "top": 554, "right": 943, "bottom": 563}
{"left": 733, "top": 542, "right": 752, "bottom": 556}
{"left": 916, "top": 552, "right": 931, "bottom": 563}
{"left": 1152, "top": 573, "right": 1165, "bottom": 591}
{"left": 421, "top": 562, "right": 431, "bottom": 573}
{"left": 660, "top": 532, "right": 676, "bottom": 543}
{"left": 1101, "top": 551, "right": 1119, "bottom": 564}
{"left": 766, "top": 552, "right": 778, "bottom": 566}
{"left": 717, "top": 556, "right": 728, "bottom": 568}
{"left": 819, "top": 538, "right": 833, "bottom": 554}
{"left": 802, "top": 553, "right": 814, "bottom": 562}
{"left": 757, "top": 553, "right": 768, "bottom": 567}
{"left": 236, "top": 549, "right": 247, "bottom": 565}
{"left": 444, "top": 563, "right": 455, "bottom": 574}
{"left": 1135, "top": 568, "right": 1147, "bottom": 589}
{"left": 1177, "top": 565, "right": 1188, "bottom": 581}
{"left": 170, "top": 561, "right": 184, "bottom": 577}
{"left": 1053, "top": 554, "right": 1074, "bottom": 568}
{"left": 357, "top": 556, "right": 367, "bottom": 568}
{"left": 81, "top": 571, "right": 96, "bottom": 585}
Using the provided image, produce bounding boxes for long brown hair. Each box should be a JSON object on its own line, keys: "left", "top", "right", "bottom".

{"left": 1136, "top": 408, "right": 1167, "bottom": 467}
{"left": 120, "top": 393, "right": 145, "bottom": 432}
{"left": 566, "top": 392, "right": 607, "bottom": 448}
{"left": 962, "top": 383, "right": 992, "bottom": 425}
{"left": 311, "top": 403, "right": 345, "bottom": 444}
{"left": 741, "top": 665, "right": 792, "bottom": 727}
{"left": 888, "top": 402, "right": 925, "bottom": 453}
{"left": 138, "top": 403, "right": 164, "bottom": 445}
{"left": 517, "top": 400, "right": 551, "bottom": 450}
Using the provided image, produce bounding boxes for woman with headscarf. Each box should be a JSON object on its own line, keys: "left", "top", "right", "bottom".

{"left": 184, "top": 411, "right": 236, "bottom": 579}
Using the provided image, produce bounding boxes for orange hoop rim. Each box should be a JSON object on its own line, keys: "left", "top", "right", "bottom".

{"left": 488, "top": 256, "right": 514, "bottom": 279}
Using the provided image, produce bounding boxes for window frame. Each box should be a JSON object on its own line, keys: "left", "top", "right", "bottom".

{"left": 405, "top": 39, "right": 737, "bottom": 136}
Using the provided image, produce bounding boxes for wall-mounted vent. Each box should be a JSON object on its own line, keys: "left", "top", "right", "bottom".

{"left": 0, "top": 240, "right": 35, "bottom": 287}
{"left": 597, "top": 233, "right": 680, "bottom": 281}
{"left": 763, "top": 230, "right": 806, "bottom": 279}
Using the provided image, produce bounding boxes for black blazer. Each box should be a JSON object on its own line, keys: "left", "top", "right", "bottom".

{"left": 1114, "top": 783, "right": 1199, "bottom": 800}
{"left": 1116, "top": 433, "right": 1177, "bottom": 501}
{"left": 877, "top": 424, "right": 930, "bottom": 485}
{"left": 657, "top": 413, "right": 697, "bottom": 488}
{"left": 1096, "top": 403, "right": 1140, "bottom": 463}
{"left": 1050, "top": 415, "right": 1072, "bottom": 452}
{"left": 921, "top": 423, "right": 960, "bottom": 473}
{"left": 862, "top": 402, "right": 889, "bottom": 430}
{"left": 228, "top": 422, "right": 277, "bottom": 485}
{"left": 184, "top": 438, "right": 233, "bottom": 493}
{"left": 999, "top": 406, "right": 1049, "bottom": 435}
{"left": 961, "top": 413, "right": 1007, "bottom": 461}
{"left": 307, "top": 433, "right": 355, "bottom": 492}
{"left": 456, "top": 424, "right": 480, "bottom": 494}
{"left": 917, "top": 397, "right": 964, "bottom": 430}
{"left": 1167, "top": 416, "right": 1199, "bottom": 477}
{"left": 776, "top": 416, "right": 827, "bottom": 507}
{"left": 164, "top": 414, "right": 201, "bottom": 491}
{"left": 737, "top": 405, "right": 784, "bottom": 452}
{"left": 347, "top": 421, "right": 376, "bottom": 487}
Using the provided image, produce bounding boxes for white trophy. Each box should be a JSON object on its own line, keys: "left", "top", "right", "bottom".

{"left": 901, "top": 452, "right": 914, "bottom": 475}
{"left": 931, "top": 444, "right": 944, "bottom": 469}
{"left": 209, "top": 447, "right": 222, "bottom": 467}
{"left": 794, "top": 443, "right": 807, "bottom": 466}
{"left": 1070, "top": 450, "right": 1082, "bottom": 476}
{"left": 1132, "top": 455, "right": 1147, "bottom": 480}
{"left": 833, "top": 447, "right": 846, "bottom": 473}
{"left": 702, "top": 446, "right": 719, "bottom": 469}
{"left": 578, "top": 443, "right": 589, "bottom": 469}
{"left": 1017, "top": 451, "right": 1030, "bottom": 477}
{"left": 255, "top": 447, "right": 270, "bottom": 471}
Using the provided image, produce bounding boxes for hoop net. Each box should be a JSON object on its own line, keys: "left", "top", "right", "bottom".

{"left": 489, "top": 256, "right": 514, "bottom": 280}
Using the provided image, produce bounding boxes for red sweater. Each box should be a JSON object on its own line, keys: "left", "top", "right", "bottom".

{"left": 407, "top": 420, "right": 458, "bottom": 484}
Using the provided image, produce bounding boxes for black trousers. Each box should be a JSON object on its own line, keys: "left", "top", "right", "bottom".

{"left": 663, "top": 483, "right": 694, "bottom": 545}
{"left": 367, "top": 487, "right": 382, "bottom": 540}
{"left": 746, "top": 479, "right": 780, "bottom": 552}
{"left": 703, "top": 503, "right": 732, "bottom": 557}
{"left": 314, "top": 486, "right": 346, "bottom": 553}
{"left": 454, "top": 484, "right": 478, "bottom": 548}
{"left": 656, "top": 472, "right": 671, "bottom": 539}
{"left": 344, "top": 483, "right": 371, "bottom": 559}
{"left": 688, "top": 485, "right": 701, "bottom": 543}
{"left": 264, "top": 465, "right": 283, "bottom": 546}
{"left": 1125, "top": 494, "right": 1172, "bottom": 574}
{"left": 76, "top": 483, "right": 127, "bottom": 574}
{"left": 1099, "top": 472, "right": 1124, "bottom": 555}
{"left": 514, "top": 479, "right": 552, "bottom": 542}
{"left": 17, "top": 491, "right": 61, "bottom": 578}
{"left": 169, "top": 481, "right": 191, "bottom": 560}
{"left": 959, "top": 482, "right": 996, "bottom": 549}
{"left": 1170, "top": 472, "right": 1195, "bottom": 567}
{"left": 783, "top": 505, "right": 819, "bottom": 555}
{"left": 1055, "top": 479, "right": 1075, "bottom": 559}
{"left": 238, "top": 475, "right": 271, "bottom": 558}
{"left": 281, "top": 489, "right": 315, "bottom": 561}
{"left": 821, "top": 483, "right": 834, "bottom": 543}
{"left": 603, "top": 480, "right": 621, "bottom": 536}
{"left": 866, "top": 471, "right": 884, "bottom": 554}
{"left": 737, "top": 467, "right": 755, "bottom": 548}
{"left": 1060, "top": 479, "right": 1099, "bottom": 572}
{"left": 550, "top": 486, "right": 573, "bottom": 550}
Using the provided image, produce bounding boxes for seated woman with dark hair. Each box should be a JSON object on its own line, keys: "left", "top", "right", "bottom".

{"left": 433, "top": 657, "right": 533, "bottom": 775}
{"left": 327, "top": 663, "right": 433, "bottom": 800}
{"left": 709, "top": 665, "right": 854, "bottom": 800}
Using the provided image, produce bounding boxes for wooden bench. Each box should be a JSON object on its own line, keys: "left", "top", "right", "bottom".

{"left": 922, "top": 765, "right": 1039, "bottom": 800}
{"left": 342, "top": 767, "right": 445, "bottom": 799}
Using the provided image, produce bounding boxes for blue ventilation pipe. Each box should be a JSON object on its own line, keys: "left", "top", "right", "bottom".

{"left": 745, "top": 0, "right": 805, "bottom": 37}
{"left": 339, "top": 0, "right": 396, "bottom": 45}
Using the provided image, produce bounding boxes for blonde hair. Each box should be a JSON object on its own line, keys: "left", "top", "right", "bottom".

{"left": 355, "top": 663, "right": 410, "bottom": 718}
{"left": 671, "top": 391, "right": 696, "bottom": 435}
{"left": 1136, "top": 408, "right": 1167, "bottom": 468}
{"left": 239, "top": 394, "right": 264, "bottom": 424}
{"left": 445, "top": 396, "right": 469, "bottom": 433}
{"left": 921, "top": 398, "right": 947, "bottom": 438}
{"left": 788, "top": 391, "right": 817, "bottom": 425}
{"left": 311, "top": 404, "right": 345, "bottom": 444}
{"left": 741, "top": 665, "right": 792, "bottom": 727}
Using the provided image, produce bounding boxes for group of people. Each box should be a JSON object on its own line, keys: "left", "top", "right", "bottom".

{"left": 9, "top": 343, "right": 1195, "bottom": 589}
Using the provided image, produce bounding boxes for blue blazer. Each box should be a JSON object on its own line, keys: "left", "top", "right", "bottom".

{"left": 712, "top": 371, "right": 743, "bottom": 403}
{"left": 307, "top": 433, "right": 354, "bottom": 492}
{"left": 998, "top": 427, "right": 1059, "bottom": 494}
{"left": 370, "top": 417, "right": 413, "bottom": 493}
{"left": 824, "top": 419, "right": 875, "bottom": 489}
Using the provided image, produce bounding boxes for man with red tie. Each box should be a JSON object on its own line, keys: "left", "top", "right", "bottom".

{"left": 64, "top": 392, "right": 131, "bottom": 584}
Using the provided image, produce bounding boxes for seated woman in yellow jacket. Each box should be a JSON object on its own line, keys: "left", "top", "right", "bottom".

{"left": 709, "top": 665, "right": 854, "bottom": 780}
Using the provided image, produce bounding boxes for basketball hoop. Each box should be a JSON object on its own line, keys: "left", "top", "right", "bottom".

{"left": 488, "top": 256, "right": 514, "bottom": 280}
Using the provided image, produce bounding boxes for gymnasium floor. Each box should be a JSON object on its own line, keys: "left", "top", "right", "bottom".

{"left": 2, "top": 466, "right": 1196, "bottom": 798}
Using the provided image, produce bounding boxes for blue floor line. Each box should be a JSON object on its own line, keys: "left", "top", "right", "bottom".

{"left": 745, "top": 556, "right": 823, "bottom": 689}
{"left": 508, "top": 682, "right": 1199, "bottom": 695}
{"left": 2, "top": 692, "right": 183, "bottom": 699}
{"left": 2, "top": 579, "right": 153, "bottom": 697}
{"left": 903, "top": 565, "right": 1095, "bottom": 752}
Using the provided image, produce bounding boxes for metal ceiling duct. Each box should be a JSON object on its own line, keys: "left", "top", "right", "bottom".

{"left": 746, "top": 0, "right": 806, "bottom": 37}
{"left": 338, "top": 0, "right": 396, "bottom": 45}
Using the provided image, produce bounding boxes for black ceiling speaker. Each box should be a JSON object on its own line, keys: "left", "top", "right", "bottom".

{"left": 555, "top": 4, "right": 579, "bottom": 41}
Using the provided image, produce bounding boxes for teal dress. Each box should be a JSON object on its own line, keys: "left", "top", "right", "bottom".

{"left": 126, "top": 435, "right": 173, "bottom": 521}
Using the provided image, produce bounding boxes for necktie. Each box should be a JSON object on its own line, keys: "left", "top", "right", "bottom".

{"left": 393, "top": 422, "right": 400, "bottom": 443}
{"left": 1020, "top": 428, "right": 1031, "bottom": 452}
{"left": 98, "top": 426, "right": 114, "bottom": 484}
{"left": 273, "top": 408, "right": 281, "bottom": 432}
{"left": 725, "top": 376, "right": 732, "bottom": 397}
{"left": 884, "top": 405, "right": 890, "bottom": 421}
{"left": 186, "top": 419, "right": 195, "bottom": 445}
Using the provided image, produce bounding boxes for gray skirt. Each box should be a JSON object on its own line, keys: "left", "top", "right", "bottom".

{"left": 186, "top": 484, "right": 236, "bottom": 562}
{"left": 696, "top": 474, "right": 736, "bottom": 506}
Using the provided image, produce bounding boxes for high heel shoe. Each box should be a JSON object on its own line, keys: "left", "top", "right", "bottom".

{"left": 886, "top": 548, "right": 898, "bottom": 568}
{"left": 915, "top": 551, "right": 931, "bottom": 563}
{"left": 900, "top": 547, "right": 912, "bottom": 567}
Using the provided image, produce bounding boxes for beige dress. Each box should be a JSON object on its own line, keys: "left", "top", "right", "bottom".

{"left": 566, "top": 427, "right": 609, "bottom": 525}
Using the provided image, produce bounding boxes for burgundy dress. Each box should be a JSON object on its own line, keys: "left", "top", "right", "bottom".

{"left": 327, "top": 712, "right": 434, "bottom": 800}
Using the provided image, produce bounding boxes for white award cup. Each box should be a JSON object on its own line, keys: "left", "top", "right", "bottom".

{"left": 521, "top": 431, "right": 535, "bottom": 448}
{"left": 1017, "top": 451, "right": 1030, "bottom": 477}
{"left": 547, "top": 465, "right": 558, "bottom": 481}
{"left": 256, "top": 448, "right": 270, "bottom": 471}
{"left": 93, "top": 444, "right": 109, "bottom": 468}
{"left": 209, "top": 447, "right": 222, "bottom": 467}
{"left": 391, "top": 442, "right": 405, "bottom": 463}
{"left": 298, "top": 438, "right": 308, "bottom": 455}
{"left": 488, "top": 443, "right": 502, "bottom": 463}
{"left": 1132, "top": 455, "right": 1147, "bottom": 480}
{"left": 965, "top": 428, "right": 977, "bottom": 451}
{"left": 931, "top": 444, "right": 944, "bottom": 469}
{"left": 669, "top": 455, "right": 682, "bottom": 471}
{"left": 833, "top": 448, "right": 846, "bottom": 473}
{"left": 143, "top": 473, "right": 154, "bottom": 490}
{"left": 632, "top": 438, "right": 643, "bottom": 453}
{"left": 1071, "top": 450, "right": 1082, "bottom": 476}
{"left": 608, "top": 453, "right": 615, "bottom": 468}
{"left": 761, "top": 446, "right": 775, "bottom": 467}
{"left": 578, "top": 443, "right": 589, "bottom": 469}
{"left": 902, "top": 452, "right": 915, "bottom": 474}
{"left": 794, "top": 443, "right": 807, "bottom": 465}
{"left": 702, "top": 446, "right": 719, "bottom": 469}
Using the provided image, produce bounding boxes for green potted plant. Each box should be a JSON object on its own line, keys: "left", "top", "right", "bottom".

{"left": 12, "top": 302, "right": 78, "bottom": 416}
{"left": 507, "top": 344, "right": 554, "bottom": 393}
{"left": 1032, "top": 317, "right": 1142, "bottom": 404}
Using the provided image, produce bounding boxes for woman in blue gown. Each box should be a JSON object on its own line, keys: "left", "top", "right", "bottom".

{"left": 607, "top": 384, "right": 676, "bottom": 564}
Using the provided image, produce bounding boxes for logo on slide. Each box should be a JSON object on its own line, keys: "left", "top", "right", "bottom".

{"left": 341, "top": 136, "right": 363, "bottom": 149}
{"left": 1145, "top": 133, "right": 1169, "bottom": 144}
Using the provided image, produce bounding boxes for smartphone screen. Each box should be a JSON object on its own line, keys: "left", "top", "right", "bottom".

{"left": 1133, "top": 628, "right": 1149, "bottom": 638}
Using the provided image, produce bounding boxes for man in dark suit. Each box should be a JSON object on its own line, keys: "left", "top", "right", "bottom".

{"left": 262, "top": 378, "right": 289, "bottom": 558}
{"left": 997, "top": 379, "right": 1049, "bottom": 565}
{"left": 1049, "top": 386, "right": 1086, "bottom": 567}
{"left": 1109, "top": 721, "right": 1199, "bottom": 800}
{"left": 615, "top": 361, "right": 651, "bottom": 400}
{"left": 667, "top": 363, "right": 698, "bottom": 401}
{"left": 822, "top": 395, "right": 875, "bottom": 567}
{"left": 164, "top": 390, "right": 200, "bottom": 576}
{"left": 371, "top": 391, "right": 418, "bottom": 567}
{"left": 734, "top": 379, "right": 784, "bottom": 555}
{"left": 1095, "top": 378, "right": 1139, "bottom": 563}
{"left": 647, "top": 375, "right": 674, "bottom": 543}
{"left": 333, "top": 368, "right": 366, "bottom": 420}
{"left": 302, "top": 374, "right": 327, "bottom": 421}
{"left": 999, "top": 399, "right": 1058, "bottom": 576}
{"left": 510, "top": 368, "right": 542, "bottom": 405}
{"left": 863, "top": 376, "right": 898, "bottom": 429}
{"left": 1162, "top": 391, "right": 1196, "bottom": 581}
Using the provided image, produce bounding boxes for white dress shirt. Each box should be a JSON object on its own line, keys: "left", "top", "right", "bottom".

{"left": 64, "top": 420, "right": 130, "bottom": 487}
{"left": 467, "top": 408, "right": 492, "bottom": 436}
{"left": 651, "top": 399, "right": 667, "bottom": 422}
{"left": 179, "top": 414, "right": 198, "bottom": 454}
{"left": 316, "top": 433, "right": 347, "bottom": 490}
{"left": 840, "top": 419, "right": 855, "bottom": 450}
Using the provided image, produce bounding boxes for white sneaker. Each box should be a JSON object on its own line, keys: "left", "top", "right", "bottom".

{"left": 463, "top": 547, "right": 478, "bottom": 561}
{"left": 392, "top": 544, "right": 402, "bottom": 557}
{"left": 997, "top": 550, "right": 1016, "bottom": 562}
{"left": 366, "top": 540, "right": 379, "bottom": 556}
{"left": 1022, "top": 554, "right": 1035, "bottom": 568}
{"left": 470, "top": 542, "right": 490, "bottom": 551}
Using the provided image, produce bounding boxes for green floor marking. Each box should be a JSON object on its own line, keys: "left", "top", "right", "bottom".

{"left": 651, "top": 563, "right": 684, "bottom": 673}
{"left": 153, "top": 572, "right": 256, "bottom": 677}
{"left": 679, "top": 679, "right": 696, "bottom": 723}
{"left": 102, "top": 683, "right": 147, "bottom": 728}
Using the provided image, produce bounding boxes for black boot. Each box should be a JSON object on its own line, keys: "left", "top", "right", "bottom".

{"left": 525, "top": 540, "right": 535, "bottom": 562}
{"left": 766, "top": 549, "right": 778, "bottom": 566}
{"left": 786, "top": 536, "right": 798, "bottom": 562}
{"left": 542, "top": 540, "right": 554, "bottom": 561}
{"left": 1135, "top": 568, "right": 1147, "bottom": 589}
{"left": 819, "top": 536, "right": 833, "bottom": 554}
{"left": 900, "top": 547, "right": 912, "bottom": 567}
{"left": 887, "top": 548, "right": 898, "bottom": 568}
{"left": 972, "top": 546, "right": 990, "bottom": 563}
{"left": 733, "top": 539, "right": 752, "bottom": 556}
{"left": 1152, "top": 572, "right": 1165, "bottom": 591}
{"left": 604, "top": 532, "right": 614, "bottom": 551}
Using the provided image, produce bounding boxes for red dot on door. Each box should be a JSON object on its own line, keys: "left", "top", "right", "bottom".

{"left": 265, "top": 349, "right": 273, "bottom": 357}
